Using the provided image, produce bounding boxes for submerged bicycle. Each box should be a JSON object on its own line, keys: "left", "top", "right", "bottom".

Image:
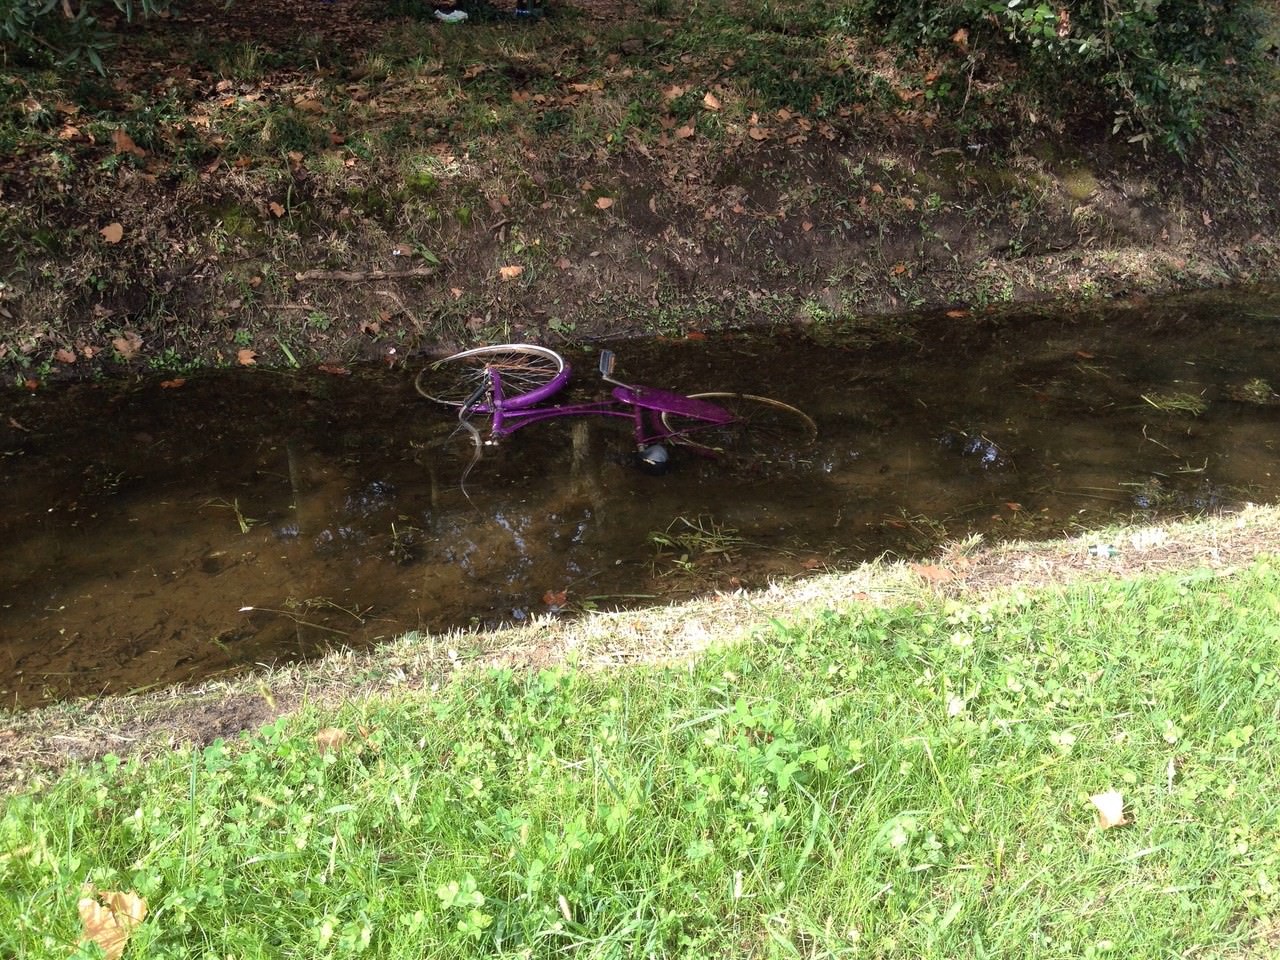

{"left": 414, "top": 343, "right": 817, "bottom": 470}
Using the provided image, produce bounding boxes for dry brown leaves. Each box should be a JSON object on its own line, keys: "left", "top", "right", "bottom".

{"left": 78, "top": 887, "right": 147, "bottom": 960}
{"left": 1090, "top": 790, "right": 1128, "bottom": 829}
{"left": 112, "top": 330, "right": 143, "bottom": 359}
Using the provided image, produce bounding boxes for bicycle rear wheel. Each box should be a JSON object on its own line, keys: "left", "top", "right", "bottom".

{"left": 415, "top": 344, "right": 566, "bottom": 410}
{"left": 661, "top": 393, "right": 817, "bottom": 463}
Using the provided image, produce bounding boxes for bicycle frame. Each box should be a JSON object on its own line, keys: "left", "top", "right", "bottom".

{"left": 472, "top": 353, "right": 734, "bottom": 451}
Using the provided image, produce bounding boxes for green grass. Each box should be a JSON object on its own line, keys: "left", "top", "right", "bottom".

{"left": 4, "top": 561, "right": 1280, "bottom": 957}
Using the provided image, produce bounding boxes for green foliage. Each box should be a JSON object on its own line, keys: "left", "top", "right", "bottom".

{"left": 1, "top": 0, "right": 172, "bottom": 71}
{"left": 3, "top": 561, "right": 1280, "bottom": 956}
{"left": 842, "top": 0, "right": 1266, "bottom": 152}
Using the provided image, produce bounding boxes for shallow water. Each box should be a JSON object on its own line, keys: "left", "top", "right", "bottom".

{"left": 3, "top": 285, "right": 1279, "bottom": 706}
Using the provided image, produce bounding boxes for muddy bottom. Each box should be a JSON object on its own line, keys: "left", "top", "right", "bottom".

{"left": 3, "top": 285, "right": 1279, "bottom": 706}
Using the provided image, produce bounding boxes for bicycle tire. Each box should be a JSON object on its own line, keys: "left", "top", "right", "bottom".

{"left": 661, "top": 392, "right": 817, "bottom": 463}
{"left": 415, "top": 344, "right": 567, "bottom": 410}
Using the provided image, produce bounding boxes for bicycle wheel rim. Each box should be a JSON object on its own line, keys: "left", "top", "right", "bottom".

{"left": 415, "top": 344, "right": 566, "bottom": 409}
{"left": 661, "top": 392, "right": 817, "bottom": 463}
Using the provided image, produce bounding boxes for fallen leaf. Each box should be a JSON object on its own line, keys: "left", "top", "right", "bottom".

{"left": 542, "top": 589, "right": 568, "bottom": 607}
{"left": 450, "top": 287, "right": 464, "bottom": 298}
{"left": 159, "top": 378, "right": 186, "bottom": 389}
{"left": 891, "top": 263, "right": 908, "bottom": 276}
{"left": 237, "top": 348, "right": 258, "bottom": 366}
{"left": 801, "top": 220, "right": 813, "bottom": 232}
{"left": 317, "top": 364, "right": 350, "bottom": 376}
{"left": 268, "top": 201, "right": 285, "bottom": 218}
{"left": 910, "top": 563, "right": 954, "bottom": 584}
{"left": 54, "top": 348, "right": 77, "bottom": 364}
{"left": 100, "top": 222, "right": 124, "bottom": 244}
{"left": 294, "top": 97, "right": 325, "bottom": 114}
{"left": 702, "top": 91, "right": 722, "bottom": 111}
{"left": 24, "top": 378, "right": 39, "bottom": 391}
{"left": 748, "top": 126, "right": 769, "bottom": 141}
{"left": 1090, "top": 790, "right": 1128, "bottom": 829}
{"left": 675, "top": 124, "right": 695, "bottom": 139}
{"left": 594, "top": 196, "right": 615, "bottom": 209}
{"left": 112, "top": 331, "right": 143, "bottom": 359}
{"left": 78, "top": 887, "right": 147, "bottom": 960}
{"left": 684, "top": 330, "right": 707, "bottom": 341}
{"left": 945, "top": 309, "right": 969, "bottom": 318}
{"left": 952, "top": 26, "right": 969, "bottom": 49}
{"left": 314, "top": 727, "right": 349, "bottom": 753}
{"left": 111, "top": 129, "right": 146, "bottom": 157}
{"left": 498, "top": 265, "right": 524, "bottom": 281}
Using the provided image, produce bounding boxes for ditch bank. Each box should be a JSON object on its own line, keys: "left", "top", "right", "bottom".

{"left": 2, "top": 0, "right": 1280, "bottom": 382}
{"left": 5, "top": 135, "right": 1280, "bottom": 385}
{"left": 2, "top": 504, "right": 1279, "bottom": 794}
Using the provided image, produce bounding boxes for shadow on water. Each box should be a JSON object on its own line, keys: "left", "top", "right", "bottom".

{"left": 2, "top": 284, "right": 1279, "bottom": 706}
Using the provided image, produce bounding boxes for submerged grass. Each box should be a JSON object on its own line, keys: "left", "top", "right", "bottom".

{"left": 4, "top": 557, "right": 1280, "bottom": 957}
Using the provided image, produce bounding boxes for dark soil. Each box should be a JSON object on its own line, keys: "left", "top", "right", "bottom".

{"left": 2, "top": 0, "right": 1278, "bottom": 384}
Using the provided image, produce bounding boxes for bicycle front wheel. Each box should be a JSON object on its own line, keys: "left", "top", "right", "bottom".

{"left": 661, "top": 393, "right": 817, "bottom": 463}
{"left": 415, "top": 344, "right": 567, "bottom": 410}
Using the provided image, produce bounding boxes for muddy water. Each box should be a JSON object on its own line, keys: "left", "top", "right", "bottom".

{"left": 3, "top": 285, "right": 1279, "bottom": 706}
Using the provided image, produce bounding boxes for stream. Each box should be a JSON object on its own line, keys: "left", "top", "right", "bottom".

{"left": 2, "top": 284, "right": 1278, "bottom": 706}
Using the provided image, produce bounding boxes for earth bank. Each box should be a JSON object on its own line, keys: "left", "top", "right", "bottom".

{"left": 2, "top": 0, "right": 1279, "bottom": 382}
{"left": 2, "top": 504, "right": 1279, "bottom": 793}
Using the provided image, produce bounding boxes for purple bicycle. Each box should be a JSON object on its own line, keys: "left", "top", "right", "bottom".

{"left": 414, "top": 343, "right": 817, "bottom": 469}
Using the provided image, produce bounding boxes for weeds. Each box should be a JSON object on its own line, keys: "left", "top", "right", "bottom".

{"left": 1141, "top": 390, "right": 1210, "bottom": 415}
{"left": 649, "top": 515, "right": 746, "bottom": 570}
{"left": 201, "top": 497, "right": 258, "bottom": 533}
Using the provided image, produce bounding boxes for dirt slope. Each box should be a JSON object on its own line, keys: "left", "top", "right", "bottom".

{"left": 1, "top": 0, "right": 1278, "bottom": 381}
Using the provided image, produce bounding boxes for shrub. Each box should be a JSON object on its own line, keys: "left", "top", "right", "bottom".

{"left": 1, "top": 0, "right": 173, "bottom": 71}
{"left": 841, "top": 0, "right": 1266, "bottom": 153}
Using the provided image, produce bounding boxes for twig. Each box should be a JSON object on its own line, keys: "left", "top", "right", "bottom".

{"left": 294, "top": 267, "right": 438, "bottom": 282}
{"left": 376, "top": 288, "right": 413, "bottom": 319}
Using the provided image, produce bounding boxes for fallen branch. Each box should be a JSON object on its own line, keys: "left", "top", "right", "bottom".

{"left": 294, "top": 266, "right": 438, "bottom": 282}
